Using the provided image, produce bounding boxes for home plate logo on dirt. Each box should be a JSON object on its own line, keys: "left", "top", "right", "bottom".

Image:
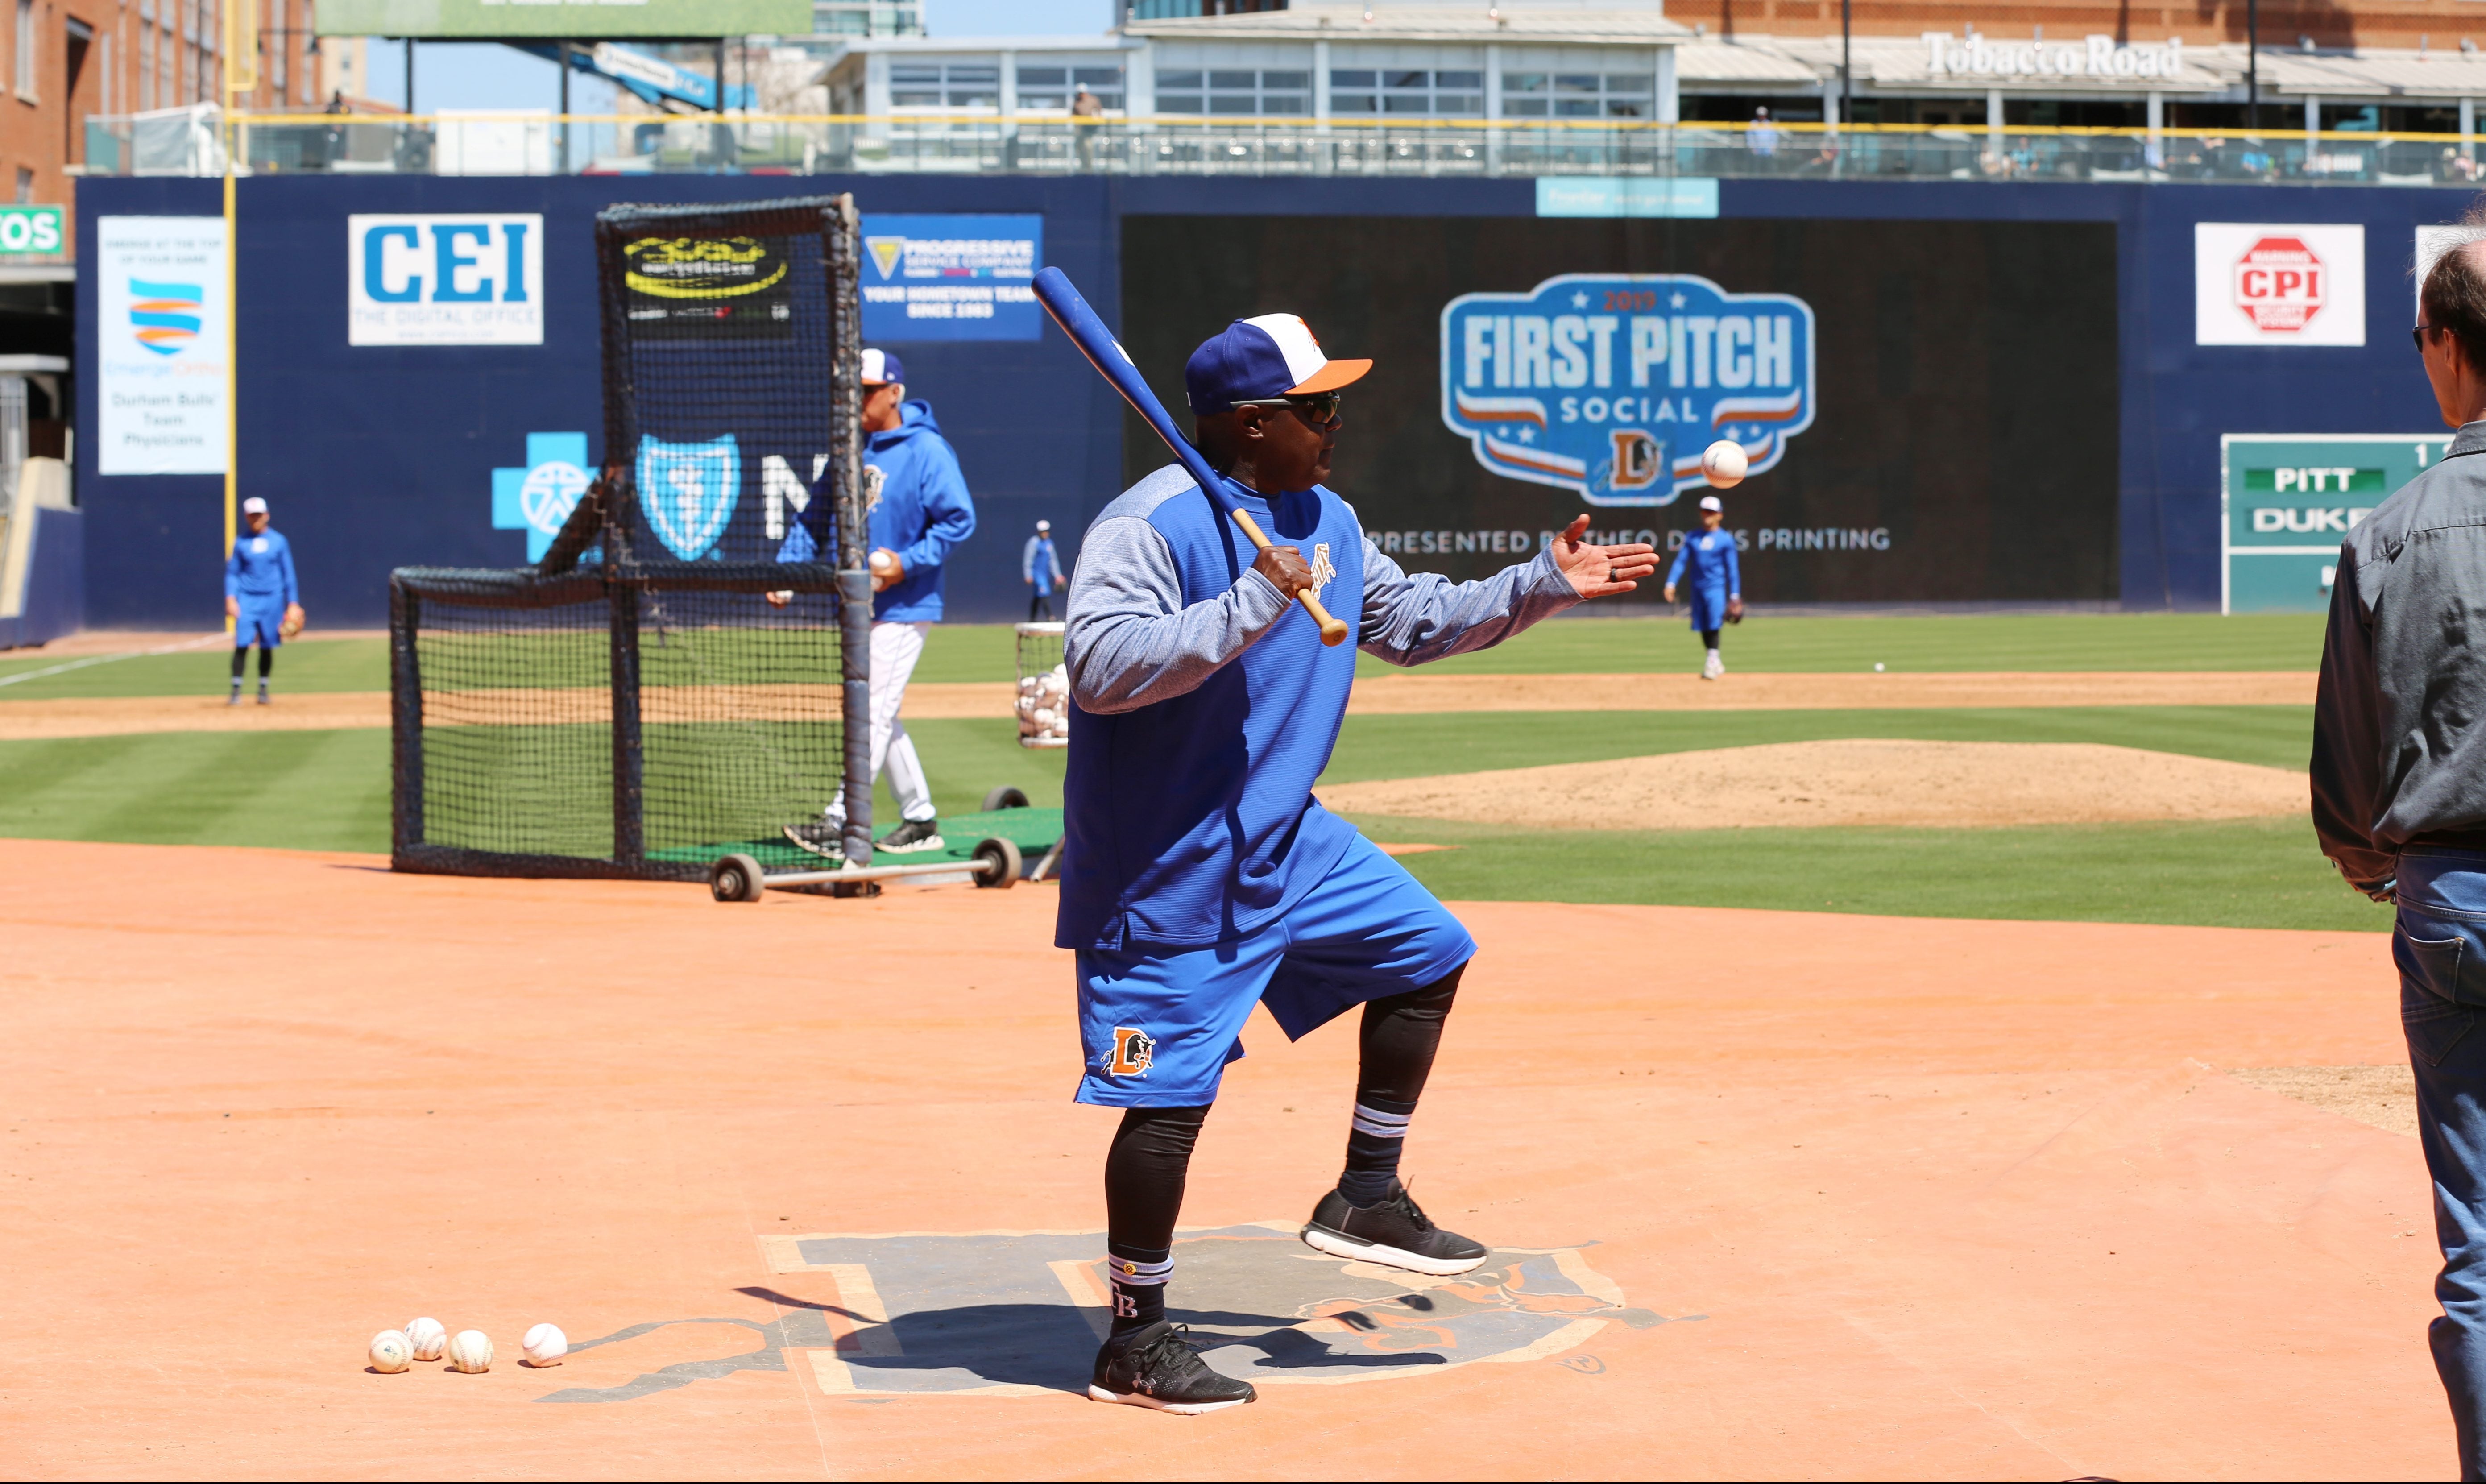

{"left": 2233, "top": 236, "right": 2325, "bottom": 333}
{"left": 530, "top": 1224, "right": 1684, "bottom": 1403}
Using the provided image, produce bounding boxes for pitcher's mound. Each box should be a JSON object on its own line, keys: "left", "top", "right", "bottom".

{"left": 1319, "top": 738, "right": 2307, "bottom": 830}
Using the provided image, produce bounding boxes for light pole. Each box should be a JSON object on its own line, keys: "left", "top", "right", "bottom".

{"left": 2247, "top": 0, "right": 2260, "bottom": 130}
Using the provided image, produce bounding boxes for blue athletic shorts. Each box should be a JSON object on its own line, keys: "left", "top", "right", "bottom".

{"left": 1074, "top": 833, "right": 1476, "bottom": 1108}
{"left": 1686, "top": 585, "right": 1727, "bottom": 632}
{"left": 235, "top": 599, "right": 285, "bottom": 648}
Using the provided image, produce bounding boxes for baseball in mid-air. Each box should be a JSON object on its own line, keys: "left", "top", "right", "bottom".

{"left": 1701, "top": 440, "right": 1748, "bottom": 489}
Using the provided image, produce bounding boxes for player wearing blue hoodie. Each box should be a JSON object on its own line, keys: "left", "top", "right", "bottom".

{"left": 775, "top": 348, "right": 978, "bottom": 856}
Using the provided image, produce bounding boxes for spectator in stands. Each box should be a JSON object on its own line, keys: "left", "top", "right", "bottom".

{"left": 1024, "top": 518, "right": 1065, "bottom": 621}
{"left": 1073, "top": 86, "right": 1105, "bottom": 169}
{"left": 1745, "top": 106, "right": 1777, "bottom": 160}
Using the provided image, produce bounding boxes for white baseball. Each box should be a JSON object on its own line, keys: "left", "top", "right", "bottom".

{"left": 446, "top": 1329, "right": 493, "bottom": 1374}
{"left": 1017, "top": 675, "right": 1037, "bottom": 693}
{"left": 1873, "top": 662, "right": 1885, "bottom": 672}
{"left": 1032, "top": 707, "right": 1057, "bottom": 729}
{"left": 1701, "top": 439, "right": 1748, "bottom": 488}
{"left": 522, "top": 1323, "right": 568, "bottom": 1368}
{"left": 404, "top": 1317, "right": 448, "bottom": 1361}
{"left": 368, "top": 1329, "right": 412, "bottom": 1373}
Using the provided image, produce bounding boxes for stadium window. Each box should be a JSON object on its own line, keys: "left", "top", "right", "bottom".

{"left": 1329, "top": 67, "right": 1376, "bottom": 113}
{"left": 16, "top": 0, "right": 36, "bottom": 103}
{"left": 17, "top": 167, "right": 32, "bottom": 202}
{"left": 1155, "top": 67, "right": 1201, "bottom": 112}
{"left": 269, "top": 0, "right": 284, "bottom": 96}
{"left": 1502, "top": 71, "right": 1546, "bottom": 116}
{"left": 1603, "top": 72, "right": 1651, "bottom": 118}
{"left": 1336, "top": 68, "right": 1480, "bottom": 116}
{"left": 889, "top": 60, "right": 998, "bottom": 110}
{"left": 1016, "top": 64, "right": 1066, "bottom": 108}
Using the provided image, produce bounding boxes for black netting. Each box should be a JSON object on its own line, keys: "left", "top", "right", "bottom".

{"left": 391, "top": 194, "right": 870, "bottom": 883}
{"left": 597, "top": 196, "right": 862, "bottom": 571}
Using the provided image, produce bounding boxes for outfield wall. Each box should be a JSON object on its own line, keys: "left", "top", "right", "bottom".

{"left": 74, "top": 173, "right": 2474, "bottom": 628}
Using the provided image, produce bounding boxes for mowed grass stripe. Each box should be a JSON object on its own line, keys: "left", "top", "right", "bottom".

{"left": 1347, "top": 812, "right": 2387, "bottom": 933}
{"left": 1322, "top": 705, "right": 2312, "bottom": 779}
{"left": 0, "top": 613, "right": 2327, "bottom": 700}
{"left": 0, "top": 729, "right": 391, "bottom": 851}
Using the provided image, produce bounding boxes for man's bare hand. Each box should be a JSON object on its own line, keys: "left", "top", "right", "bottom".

{"left": 1550, "top": 514, "right": 1659, "bottom": 599}
{"left": 764, "top": 589, "right": 793, "bottom": 608}
{"left": 870, "top": 548, "right": 903, "bottom": 593}
{"left": 1254, "top": 543, "right": 1316, "bottom": 599}
{"left": 223, "top": 596, "right": 239, "bottom": 620}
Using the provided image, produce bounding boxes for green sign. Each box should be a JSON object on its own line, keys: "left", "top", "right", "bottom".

{"left": 0, "top": 204, "right": 63, "bottom": 254}
{"left": 2221, "top": 434, "right": 2451, "bottom": 613}
{"left": 314, "top": 0, "right": 812, "bottom": 39}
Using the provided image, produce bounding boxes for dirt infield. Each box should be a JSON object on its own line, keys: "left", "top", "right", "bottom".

{"left": 0, "top": 670, "right": 2318, "bottom": 741}
{"left": 0, "top": 837, "right": 2440, "bottom": 1478}
{"left": 1319, "top": 738, "right": 2307, "bottom": 830}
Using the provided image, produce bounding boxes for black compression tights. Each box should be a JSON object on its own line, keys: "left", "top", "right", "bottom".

{"left": 1102, "top": 962, "right": 1467, "bottom": 1254}
{"left": 231, "top": 646, "right": 273, "bottom": 678}
{"left": 1699, "top": 627, "right": 1721, "bottom": 650}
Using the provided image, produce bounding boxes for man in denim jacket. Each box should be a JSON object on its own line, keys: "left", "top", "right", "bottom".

{"left": 2315, "top": 229, "right": 2486, "bottom": 1480}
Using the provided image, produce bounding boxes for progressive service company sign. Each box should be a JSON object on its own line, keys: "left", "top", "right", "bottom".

{"left": 1439, "top": 274, "right": 1816, "bottom": 506}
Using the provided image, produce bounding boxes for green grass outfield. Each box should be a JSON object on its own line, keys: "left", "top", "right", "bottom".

{"left": 0, "top": 697, "right": 2368, "bottom": 932}
{"left": 0, "top": 613, "right": 2324, "bottom": 701}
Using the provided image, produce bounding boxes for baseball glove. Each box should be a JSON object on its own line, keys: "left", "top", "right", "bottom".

{"left": 280, "top": 605, "right": 306, "bottom": 640}
{"left": 1725, "top": 596, "right": 1745, "bottom": 625}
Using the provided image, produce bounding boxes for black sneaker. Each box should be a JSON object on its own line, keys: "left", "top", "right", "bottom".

{"left": 781, "top": 821, "right": 847, "bottom": 861}
{"left": 1301, "top": 1181, "right": 1489, "bottom": 1276}
{"left": 874, "top": 817, "right": 945, "bottom": 854}
{"left": 256, "top": 685, "right": 272, "bottom": 706}
{"left": 1087, "top": 1322, "right": 1255, "bottom": 1415}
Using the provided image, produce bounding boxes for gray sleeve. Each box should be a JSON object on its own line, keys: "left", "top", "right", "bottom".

{"left": 2310, "top": 536, "right": 2395, "bottom": 896}
{"left": 1064, "top": 514, "right": 1294, "bottom": 715}
{"left": 1357, "top": 536, "right": 1583, "bottom": 669}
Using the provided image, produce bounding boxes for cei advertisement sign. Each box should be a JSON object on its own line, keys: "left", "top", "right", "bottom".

{"left": 348, "top": 214, "right": 543, "bottom": 346}
{"left": 95, "top": 215, "right": 227, "bottom": 476}
{"left": 2195, "top": 223, "right": 2366, "bottom": 347}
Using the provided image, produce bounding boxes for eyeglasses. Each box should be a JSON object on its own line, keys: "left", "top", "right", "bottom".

{"left": 2417, "top": 323, "right": 2440, "bottom": 352}
{"left": 1232, "top": 391, "right": 1344, "bottom": 425}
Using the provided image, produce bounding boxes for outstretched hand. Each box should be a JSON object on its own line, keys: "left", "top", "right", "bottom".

{"left": 1549, "top": 515, "right": 1659, "bottom": 600}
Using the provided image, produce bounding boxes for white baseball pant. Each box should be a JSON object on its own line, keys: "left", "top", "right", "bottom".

{"left": 819, "top": 619, "right": 937, "bottom": 828}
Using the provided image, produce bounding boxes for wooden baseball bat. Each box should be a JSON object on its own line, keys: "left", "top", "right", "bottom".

{"left": 1031, "top": 267, "right": 1349, "bottom": 647}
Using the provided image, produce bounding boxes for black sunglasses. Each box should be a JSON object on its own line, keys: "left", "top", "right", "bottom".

{"left": 1233, "top": 391, "right": 1344, "bottom": 424}
{"left": 2418, "top": 323, "right": 2440, "bottom": 352}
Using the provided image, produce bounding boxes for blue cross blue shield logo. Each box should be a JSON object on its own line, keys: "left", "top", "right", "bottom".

{"left": 1439, "top": 274, "right": 1816, "bottom": 506}
{"left": 637, "top": 433, "right": 741, "bottom": 561}
{"left": 491, "top": 432, "right": 592, "bottom": 563}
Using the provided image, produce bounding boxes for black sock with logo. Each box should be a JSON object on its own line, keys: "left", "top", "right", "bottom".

{"left": 1103, "top": 1104, "right": 1208, "bottom": 1339}
{"left": 1339, "top": 966, "right": 1466, "bottom": 1207}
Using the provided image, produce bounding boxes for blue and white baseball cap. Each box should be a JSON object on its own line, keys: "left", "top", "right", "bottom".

{"left": 1184, "top": 314, "right": 1371, "bottom": 415}
{"left": 860, "top": 348, "right": 904, "bottom": 386}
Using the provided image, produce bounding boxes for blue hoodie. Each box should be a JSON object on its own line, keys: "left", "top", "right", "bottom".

{"left": 776, "top": 399, "right": 976, "bottom": 622}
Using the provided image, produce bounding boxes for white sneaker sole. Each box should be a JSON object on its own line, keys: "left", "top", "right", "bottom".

{"left": 1298, "top": 1223, "right": 1490, "bottom": 1276}
{"left": 873, "top": 834, "right": 946, "bottom": 854}
{"left": 781, "top": 827, "right": 847, "bottom": 862}
{"left": 1086, "top": 1383, "right": 1252, "bottom": 1414}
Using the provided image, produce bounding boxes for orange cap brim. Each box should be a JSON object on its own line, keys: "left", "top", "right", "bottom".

{"left": 1286, "top": 358, "right": 1371, "bottom": 394}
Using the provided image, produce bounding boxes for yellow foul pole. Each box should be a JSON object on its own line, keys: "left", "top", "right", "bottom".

{"left": 220, "top": 1, "right": 256, "bottom": 623}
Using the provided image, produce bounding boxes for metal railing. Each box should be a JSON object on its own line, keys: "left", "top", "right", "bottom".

{"left": 70, "top": 108, "right": 2486, "bottom": 188}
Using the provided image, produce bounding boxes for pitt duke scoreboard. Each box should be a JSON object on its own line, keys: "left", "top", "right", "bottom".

{"left": 2221, "top": 434, "right": 2451, "bottom": 613}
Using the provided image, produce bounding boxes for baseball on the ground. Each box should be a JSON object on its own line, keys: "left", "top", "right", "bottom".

{"left": 404, "top": 1317, "right": 448, "bottom": 1361}
{"left": 446, "top": 1330, "right": 493, "bottom": 1374}
{"left": 521, "top": 1323, "right": 567, "bottom": 1367}
{"left": 1701, "top": 440, "right": 1748, "bottom": 488}
{"left": 368, "top": 1329, "right": 412, "bottom": 1373}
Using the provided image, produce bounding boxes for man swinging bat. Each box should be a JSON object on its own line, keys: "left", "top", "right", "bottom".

{"left": 1058, "top": 311, "right": 1659, "bottom": 1413}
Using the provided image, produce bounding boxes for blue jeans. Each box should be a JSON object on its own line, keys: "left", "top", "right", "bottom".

{"left": 2394, "top": 847, "right": 2486, "bottom": 1480}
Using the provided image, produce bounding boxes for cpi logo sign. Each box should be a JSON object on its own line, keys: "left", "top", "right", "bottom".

{"left": 2195, "top": 223, "right": 2365, "bottom": 347}
{"left": 1439, "top": 274, "right": 1816, "bottom": 506}
{"left": 349, "top": 214, "right": 543, "bottom": 346}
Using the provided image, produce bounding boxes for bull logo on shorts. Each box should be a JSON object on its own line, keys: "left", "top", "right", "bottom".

{"left": 1109, "top": 1027, "right": 1155, "bottom": 1077}
{"left": 1439, "top": 273, "right": 1816, "bottom": 507}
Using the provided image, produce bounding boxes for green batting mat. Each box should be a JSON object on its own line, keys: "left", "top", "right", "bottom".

{"left": 646, "top": 806, "right": 1064, "bottom": 872}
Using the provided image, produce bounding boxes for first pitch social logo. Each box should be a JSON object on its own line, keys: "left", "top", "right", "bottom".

{"left": 1439, "top": 274, "right": 1817, "bottom": 506}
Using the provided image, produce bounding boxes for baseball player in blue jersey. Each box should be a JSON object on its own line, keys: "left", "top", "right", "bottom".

{"left": 1663, "top": 493, "right": 1743, "bottom": 679}
{"left": 1060, "top": 314, "right": 1658, "bottom": 1413}
{"left": 1023, "top": 518, "right": 1065, "bottom": 620}
{"left": 774, "top": 348, "right": 977, "bottom": 856}
{"left": 223, "top": 496, "right": 302, "bottom": 705}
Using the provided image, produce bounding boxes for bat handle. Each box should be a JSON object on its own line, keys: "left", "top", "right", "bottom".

{"left": 1229, "top": 509, "right": 1349, "bottom": 648}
